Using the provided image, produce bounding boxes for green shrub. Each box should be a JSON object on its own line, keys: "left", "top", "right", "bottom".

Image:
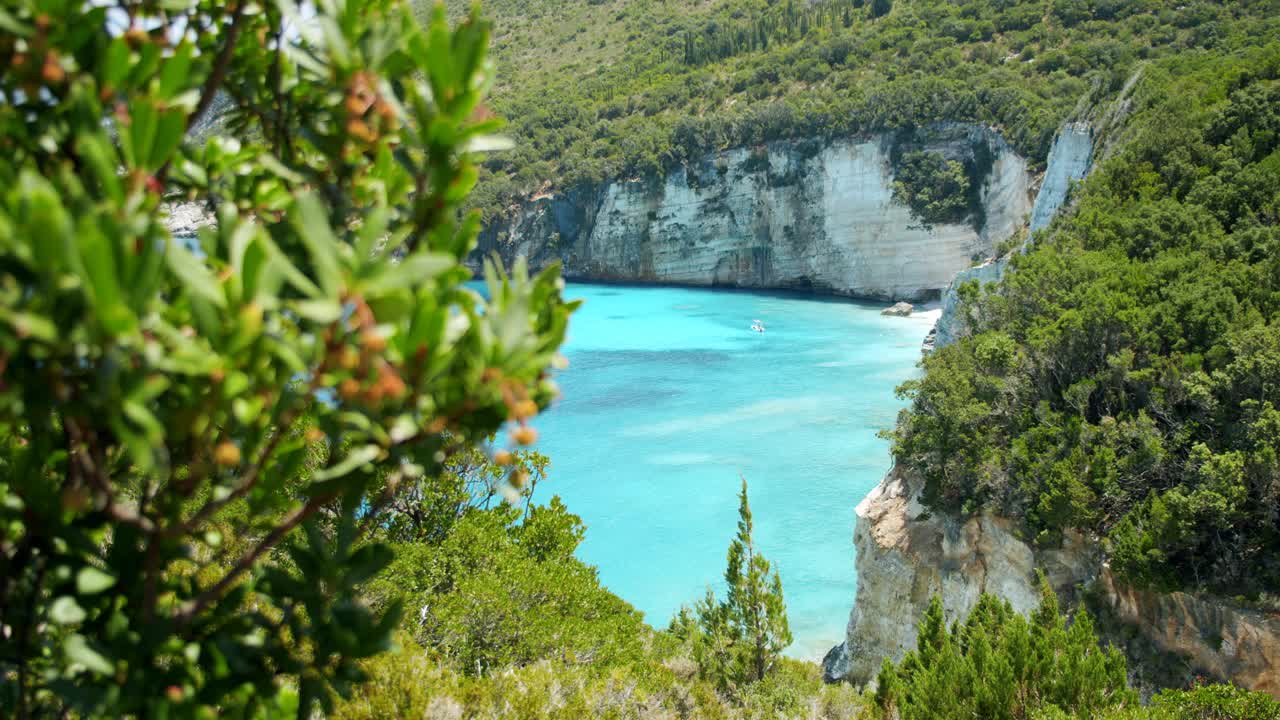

{"left": 891, "top": 56, "right": 1280, "bottom": 597}
{"left": 0, "top": 1, "right": 574, "bottom": 716}
{"left": 892, "top": 151, "right": 972, "bottom": 226}
{"left": 876, "top": 583, "right": 1134, "bottom": 720}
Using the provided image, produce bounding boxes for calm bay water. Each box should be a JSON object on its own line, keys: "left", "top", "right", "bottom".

{"left": 526, "top": 282, "right": 935, "bottom": 659}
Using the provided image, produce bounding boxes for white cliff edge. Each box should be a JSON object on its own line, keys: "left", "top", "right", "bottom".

{"left": 477, "top": 123, "right": 1033, "bottom": 302}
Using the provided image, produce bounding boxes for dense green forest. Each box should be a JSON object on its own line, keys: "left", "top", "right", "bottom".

{"left": 446, "top": 0, "right": 1280, "bottom": 219}
{"left": 892, "top": 44, "right": 1280, "bottom": 600}
{"left": 4, "top": 0, "right": 1280, "bottom": 716}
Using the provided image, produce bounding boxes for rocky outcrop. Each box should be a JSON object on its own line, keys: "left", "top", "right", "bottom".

{"left": 1094, "top": 570, "right": 1280, "bottom": 698}
{"left": 476, "top": 124, "right": 1033, "bottom": 301}
{"left": 822, "top": 467, "right": 1101, "bottom": 684}
{"left": 932, "top": 122, "right": 1095, "bottom": 347}
{"left": 161, "top": 200, "right": 216, "bottom": 239}
{"left": 881, "top": 302, "right": 913, "bottom": 317}
{"left": 824, "top": 468, "right": 1280, "bottom": 698}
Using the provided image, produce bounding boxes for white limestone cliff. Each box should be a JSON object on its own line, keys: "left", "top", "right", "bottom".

{"left": 476, "top": 124, "right": 1033, "bottom": 301}
{"left": 820, "top": 467, "right": 1101, "bottom": 684}
{"left": 932, "top": 122, "right": 1095, "bottom": 348}
{"left": 823, "top": 467, "right": 1280, "bottom": 699}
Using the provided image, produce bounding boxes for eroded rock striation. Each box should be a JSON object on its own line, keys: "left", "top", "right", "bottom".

{"left": 821, "top": 467, "right": 1101, "bottom": 684}
{"left": 475, "top": 124, "right": 1032, "bottom": 301}
{"left": 824, "top": 467, "right": 1280, "bottom": 698}
{"left": 933, "top": 122, "right": 1095, "bottom": 348}
{"left": 1094, "top": 570, "right": 1280, "bottom": 697}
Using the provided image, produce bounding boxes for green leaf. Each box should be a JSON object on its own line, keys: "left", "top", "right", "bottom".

{"left": 149, "top": 109, "right": 187, "bottom": 170}
{"left": 259, "top": 153, "right": 305, "bottom": 185}
{"left": 0, "top": 7, "right": 33, "bottom": 36}
{"left": 293, "top": 299, "right": 343, "bottom": 324}
{"left": 75, "top": 134, "right": 124, "bottom": 205}
{"left": 0, "top": 308, "right": 58, "bottom": 342}
{"left": 103, "top": 37, "right": 131, "bottom": 88}
{"left": 51, "top": 596, "right": 87, "bottom": 625}
{"left": 464, "top": 134, "right": 515, "bottom": 152}
{"left": 127, "top": 100, "right": 159, "bottom": 170}
{"left": 76, "top": 567, "right": 116, "bottom": 595}
{"left": 360, "top": 252, "right": 452, "bottom": 295}
{"left": 288, "top": 193, "right": 343, "bottom": 297}
{"left": 344, "top": 544, "right": 393, "bottom": 586}
{"left": 166, "top": 239, "right": 227, "bottom": 308}
{"left": 158, "top": 42, "right": 194, "bottom": 99}
{"left": 312, "top": 445, "right": 381, "bottom": 482}
{"left": 76, "top": 224, "right": 136, "bottom": 335}
{"left": 65, "top": 634, "right": 113, "bottom": 675}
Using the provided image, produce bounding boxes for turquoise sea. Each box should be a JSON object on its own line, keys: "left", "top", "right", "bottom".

{"left": 525, "top": 282, "right": 935, "bottom": 659}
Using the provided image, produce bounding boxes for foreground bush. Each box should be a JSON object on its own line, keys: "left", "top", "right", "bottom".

{"left": 0, "top": 0, "right": 573, "bottom": 716}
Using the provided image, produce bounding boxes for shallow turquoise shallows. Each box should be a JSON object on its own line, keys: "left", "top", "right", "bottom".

{"left": 523, "top": 282, "right": 934, "bottom": 660}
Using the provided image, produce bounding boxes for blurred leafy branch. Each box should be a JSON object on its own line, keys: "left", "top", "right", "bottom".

{"left": 0, "top": 0, "right": 576, "bottom": 717}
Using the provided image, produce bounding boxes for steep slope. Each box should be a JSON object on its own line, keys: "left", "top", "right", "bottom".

{"left": 458, "top": 0, "right": 1278, "bottom": 297}
{"left": 473, "top": 124, "right": 1032, "bottom": 299}
{"left": 828, "top": 44, "right": 1280, "bottom": 695}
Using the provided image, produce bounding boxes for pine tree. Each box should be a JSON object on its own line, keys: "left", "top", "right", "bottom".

{"left": 871, "top": 0, "right": 892, "bottom": 18}
{"left": 690, "top": 478, "right": 792, "bottom": 689}
{"left": 725, "top": 477, "right": 792, "bottom": 682}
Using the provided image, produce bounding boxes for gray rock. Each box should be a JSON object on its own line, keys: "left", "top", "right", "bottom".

{"left": 161, "top": 200, "right": 215, "bottom": 239}
{"left": 477, "top": 123, "right": 1034, "bottom": 302}
{"left": 934, "top": 122, "right": 1095, "bottom": 348}
{"left": 821, "top": 641, "right": 851, "bottom": 684}
{"left": 828, "top": 467, "right": 1101, "bottom": 686}
{"left": 881, "top": 301, "right": 913, "bottom": 317}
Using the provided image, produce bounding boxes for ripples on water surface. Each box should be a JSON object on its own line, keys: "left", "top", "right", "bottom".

{"left": 522, "top": 282, "right": 935, "bottom": 659}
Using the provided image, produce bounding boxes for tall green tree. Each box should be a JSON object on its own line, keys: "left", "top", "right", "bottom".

{"left": 0, "top": 0, "right": 574, "bottom": 717}
{"left": 689, "top": 478, "right": 791, "bottom": 690}
{"left": 876, "top": 582, "right": 1134, "bottom": 720}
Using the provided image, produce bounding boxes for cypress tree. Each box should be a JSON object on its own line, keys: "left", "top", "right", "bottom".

{"left": 724, "top": 477, "right": 792, "bottom": 682}
{"left": 691, "top": 478, "right": 792, "bottom": 688}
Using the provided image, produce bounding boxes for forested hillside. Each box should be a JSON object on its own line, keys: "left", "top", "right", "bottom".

{"left": 5, "top": 0, "right": 1280, "bottom": 716}
{"left": 449, "top": 0, "right": 1280, "bottom": 218}
{"left": 892, "top": 44, "right": 1280, "bottom": 600}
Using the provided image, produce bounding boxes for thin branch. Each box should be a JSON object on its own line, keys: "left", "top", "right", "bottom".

{"left": 188, "top": 2, "right": 247, "bottom": 132}
{"left": 175, "top": 492, "right": 335, "bottom": 625}
{"left": 65, "top": 417, "right": 155, "bottom": 532}
{"left": 172, "top": 422, "right": 290, "bottom": 538}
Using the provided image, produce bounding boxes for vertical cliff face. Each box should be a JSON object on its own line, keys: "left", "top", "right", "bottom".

{"left": 475, "top": 124, "right": 1032, "bottom": 301}
{"left": 932, "top": 122, "right": 1095, "bottom": 347}
{"left": 821, "top": 467, "right": 1101, "bottom": 684}
{"left": 824, "top": 468, "right": 1280, "bottom": 698}
{"left": 1093, "top": 570, "right": 1280, "bottom": 697}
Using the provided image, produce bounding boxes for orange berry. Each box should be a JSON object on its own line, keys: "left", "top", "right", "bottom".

{"left": 510, "top": 426, "right": 538, "bottom": 446}
{"left": 493, "top": 450, "right": 513, "bottom": 466}
{"left": 213, "top": 442, "right": 241, "bottom": 467}
{"left": 361, "top": 330, "right": 387, "bottom": 354}
{"left": 305, "top": 427, "right": 325, "bottom": 442}
{"left": 345, "top": 118, "right": 377, "bottom": 144}
{"left": 338, "top": 378, "right": 361, "bottom": 401}
{"left": 166, "top": 685, "right": 184, "bottom": 702}
{"left": 510, "top": 470, "right": 528, "bottom": 489}
{"left": 339, "top": 346, "right": 360, "bottom": 370}
{"left": 514, "top": 400, "right": 539, "bottom": 419}
{"left": 40, "top": 53, "right": 64, "bottom": 84}
{"left": 380, "top": 373, "right": 407, "bottom": 401}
